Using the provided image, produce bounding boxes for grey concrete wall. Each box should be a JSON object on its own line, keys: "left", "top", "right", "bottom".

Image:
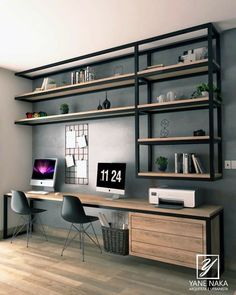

{"left": 0, "top": 68, "right": 32, "bottom": 230}
{"left": 32, "top": 29, "right": 236, "bottom": 271}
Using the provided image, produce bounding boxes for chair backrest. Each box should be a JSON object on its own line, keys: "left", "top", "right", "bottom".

{"left": 11, "top": 190, "right": 30, "bottom": 215}
{"left": 61, "top": 195, "right": 86, "bottom": 223}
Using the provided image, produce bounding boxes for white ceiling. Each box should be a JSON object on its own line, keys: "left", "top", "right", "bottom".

{"left": 0, "top": 0, "right": 236, "bottom": 73}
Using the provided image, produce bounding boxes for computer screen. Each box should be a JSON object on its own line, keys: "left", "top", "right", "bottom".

{"left": 30, "top": 158, "right": 58, "bottom": 188}
{"left": 96, "top": 163, "right": 126, "bottom": 196}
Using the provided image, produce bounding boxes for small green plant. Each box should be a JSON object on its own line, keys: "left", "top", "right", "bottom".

{"left": 155, "top": 156, "right": 168, "bottom": 172}
{"left": 192, "top": 83, "right": 221, "bottom": 100}
{"left": 60, "top": 103, "right": 69, "bottom": 114}
{"left": 48, "top": 80, "right": 56, "bottom": 84}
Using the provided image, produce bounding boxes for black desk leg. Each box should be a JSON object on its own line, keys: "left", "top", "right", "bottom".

{"left": 219, "top": 210, "right": 225, "bottom": 274}
{"left": 206, "top": 218, "right": 212, "bottom": 289}
{"left": 29, "top": 199, "right": 34, "bottom": 233}
{"left": 3, "top": 195, "right": 9, "bottom": 239}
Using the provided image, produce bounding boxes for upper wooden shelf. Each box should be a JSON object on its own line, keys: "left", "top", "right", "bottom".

{"left": 138, "top": 96, "right": 220, "bottom": 113}
{"left": 15, "top": 73, "right": 135, "bottom": 102}
{"left": 138, "top": 59, "right": 219, "bottom": 81}
{"left": 138, "top": 171, "right": 222, "bottom": 180}
{"left": 138, "top": 136, "right": 221, "bottom": 145}
{"left": 15, "top": 106, "right": 135, "bottom": 126}
{"left": 15, "top": 60, "right": 217, "bottom": 103}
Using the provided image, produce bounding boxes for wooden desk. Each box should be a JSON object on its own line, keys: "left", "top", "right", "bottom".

{"left": 3, "top": 192, "right": 224, "bottom": 272}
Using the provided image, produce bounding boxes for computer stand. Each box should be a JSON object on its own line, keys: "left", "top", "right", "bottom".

{"left": 105, "top": 194, "right": 121, "bottom": 200}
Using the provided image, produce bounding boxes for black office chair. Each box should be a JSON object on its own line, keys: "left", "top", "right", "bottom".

{"left": 61, "top": 195, "right": 102, "bottom": 261}
{"left": 11, "top": 190, "right": 48, "bottom": 247}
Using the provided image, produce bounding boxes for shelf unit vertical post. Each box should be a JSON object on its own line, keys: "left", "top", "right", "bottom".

{"left": 215, "top": 29, "right": 223, "bottom": 175}
{"left": 207, "top": 23, "right": 215, "bottom": 179}
{"left": 134, "top": 44, "right": 140, "bottom": 176}
{"left": 147, "top": 52, "right": 153, "bottom": 171}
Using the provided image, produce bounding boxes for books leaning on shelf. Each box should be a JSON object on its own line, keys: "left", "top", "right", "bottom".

{"left": 175, "top": 153, "right": 205, "bottom": 174}
{"left": 192, "top": 154, "right": 205, "bottom": 174}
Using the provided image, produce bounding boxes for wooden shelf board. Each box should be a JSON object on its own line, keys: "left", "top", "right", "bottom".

{"left": 15, "top": 73, "right": 135, "bottom": 102}
{"left": 138, "top": 97, "right": 209, "bottom": 111}
{"left": 15, "top": 106, "right": 135, "bottom": 125}
{"left": 138, "top": 136, "right": 221, "bottom": 144}
{"left": 15, "top": 60, "right": 215, "bottom": 103}
{"left": 138, "top": 59, "right": 209, "bottom": 81}
{"left": 138, "top": 172, "right": 222, "bottom": 179}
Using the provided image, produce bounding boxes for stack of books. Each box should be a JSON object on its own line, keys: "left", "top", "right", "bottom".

{"left": 175, "top": 153, "right": 205, "bottom": 174}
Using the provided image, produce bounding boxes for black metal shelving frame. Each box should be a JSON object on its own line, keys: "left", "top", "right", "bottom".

{"left": 15, "top": 23, "right": 222, "bottom": 181}
{"left": 134, "top": 23, "right": 222, "bottom": 181}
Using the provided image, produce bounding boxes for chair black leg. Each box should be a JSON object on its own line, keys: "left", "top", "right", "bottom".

{"left": 11, "top": 216, "right": 28, "bottom": 244}
{"left": 26, "top": 216, "right": 30, "bottom": 248}
{"left": 61, "top": 223, "right": 73, "bottom": 256}
{"left": 38, "top": 215, "right": 48, "bottom": 241}
{"left": 90, "top": 222, "right": 102, "bottom": 254}
{"left": 81, "top": 224, "right": 85, "bottom": 262}
{"left": 79, "top": 224, "right": 82, "bottom": 249}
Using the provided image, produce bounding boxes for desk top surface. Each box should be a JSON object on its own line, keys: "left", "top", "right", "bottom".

{"left": 5, "top": 192, "right": 223, "bottom": 218}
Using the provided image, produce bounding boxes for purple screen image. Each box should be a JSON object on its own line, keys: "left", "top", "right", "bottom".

{"left": 32, "top": 159, "right": 56, "bottom": 180}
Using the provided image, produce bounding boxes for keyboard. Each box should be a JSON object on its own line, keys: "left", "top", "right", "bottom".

{"left": 27, "top": 191, "right": 49, "bottom": 195}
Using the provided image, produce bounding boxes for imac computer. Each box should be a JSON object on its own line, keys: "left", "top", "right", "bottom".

{"left": 29, "top": 158, "right": 58, "bottom": 194}
{"left": 96, "top": 162, "right": 126, "bottom": 200}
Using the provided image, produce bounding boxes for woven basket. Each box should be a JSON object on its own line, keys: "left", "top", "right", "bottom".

{"left": 102, "top": 226, "right": 129, "bottom": 255}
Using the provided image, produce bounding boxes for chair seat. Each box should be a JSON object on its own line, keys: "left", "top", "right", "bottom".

{"left": 30, "top": 208, "right": 47, "bottom": 214}
{"left": 71, "top": 215, "right": 99, "bottom": 224}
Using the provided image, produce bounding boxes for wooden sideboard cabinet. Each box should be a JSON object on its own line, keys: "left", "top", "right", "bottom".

{"left": 129, "top": 211, "right": 222, "bottom": 270}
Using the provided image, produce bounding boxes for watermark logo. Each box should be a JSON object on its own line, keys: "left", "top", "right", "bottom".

{"left": 196, "top": 254, "right": 220, "bottom": 279}
{"left": 188, "top": 254, "right": 229, "bottom": 292}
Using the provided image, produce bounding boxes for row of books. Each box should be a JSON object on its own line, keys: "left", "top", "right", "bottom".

{"left": 175, "top": 153, "right": 205, "bottom": 174}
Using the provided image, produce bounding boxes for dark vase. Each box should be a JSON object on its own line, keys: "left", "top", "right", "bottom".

{"left": 102, "top": 92, "right": 111, "bottom": 109}
{"left": 97, "top": 101, "right": 103, "bottom": 110}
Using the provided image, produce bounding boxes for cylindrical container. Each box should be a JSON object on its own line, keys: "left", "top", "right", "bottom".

{"left": 71, "top": 72, "right": 74, "bottom": 85}
{"left": 79, "top": 69, "right": 85, "bottom": 83}
{"left": 75, "top": 71, "right": 79, "bottom": 84}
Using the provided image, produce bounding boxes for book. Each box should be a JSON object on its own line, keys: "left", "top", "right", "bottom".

{"left": 192, "top": 154, "right": 200, "bottom": 173}
{"left": 175, "top": 153, "right": 183, "bottom": 173}
{"left": 183, "top": 153, "right": 189, "bottom": 174}
{"left": 194, "top": 155, "right": 205, "bottom": 174}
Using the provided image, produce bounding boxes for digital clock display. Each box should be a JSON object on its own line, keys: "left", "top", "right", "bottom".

{"left": 96, "top": 163, "right": 126, "bottom": 190}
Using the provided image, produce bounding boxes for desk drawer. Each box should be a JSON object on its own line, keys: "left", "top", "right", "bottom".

{"left": 131, "top": 241, "right": 201, "bottom": 268}
{"left": 129, "top": 212, "right": 206, "bottom": 268}
{"left": 130, "top": 213, "right": 204, "bottom": 239}
{"left": 132, "top": 228, "right": 203, "bottom": 253}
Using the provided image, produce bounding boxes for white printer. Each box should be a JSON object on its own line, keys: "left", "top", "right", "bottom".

{"left": 149, "top": 187, "right": 200, "bottom": 208}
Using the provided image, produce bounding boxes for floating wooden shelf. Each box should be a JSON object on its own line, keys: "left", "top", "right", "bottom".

{"left": 15, "top": 73, "right": 135, "bottom": 102}
{"left": 138, "top": 97, "right": 219, "bottom": 113}
{"left": 138, "top": 59, "right": 219, "bottom": 81}
{"left": 138, "top": 136, "right": 221, "bottom": 145}
{"left": 138, "top": 172, "right": 222, "bottom": 180}
{"left": 15, "top": 60, "right": 216, "bottom": 103}
{"left": 15, "top": 106, "right": 135, "bottom": 126}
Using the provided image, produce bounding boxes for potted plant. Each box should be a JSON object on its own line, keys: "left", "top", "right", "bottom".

{"left": 155, "top": 156, "right": 168, "bottom": 172}
{"left": 192, "top": 83, "right": 221, "bottom": 100}
{"left": 60, "top": 103, "right": 69, "bottom": 114}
